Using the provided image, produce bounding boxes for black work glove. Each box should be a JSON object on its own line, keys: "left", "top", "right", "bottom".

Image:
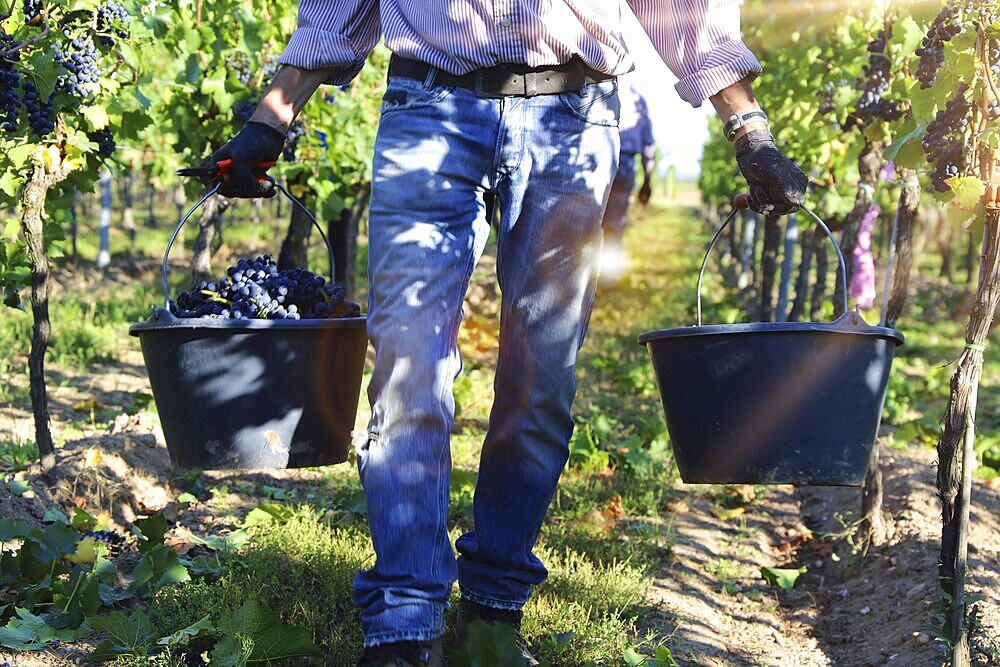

{"left": 208, "top": 121, "right": 286, "bottom": 198}
{"left": 734, "top": 129, "right": 808, "bottom": 216}
{"left": 638, "top": 179, "right": 652, "bottom": 206}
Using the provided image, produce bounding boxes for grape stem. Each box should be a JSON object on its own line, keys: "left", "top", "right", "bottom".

{"left": 0, "top": 19, "right": 50, "bottom": 60}
{"left": 978, "top": 23, "right": 1000, "bottom": 107}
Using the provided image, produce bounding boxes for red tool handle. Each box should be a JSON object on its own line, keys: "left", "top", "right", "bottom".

{"left": 731, "top": 193, "right": 751, "bottom": 210}
{"left": 177, "top": 160, "right": 277, "bottom": 182}
{"left": 214, "top": 159, "right": 277, "bottom": 175}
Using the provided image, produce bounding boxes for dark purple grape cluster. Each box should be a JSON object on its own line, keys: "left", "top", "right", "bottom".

{"left": 232, "top": 99, "right": 258, "bottom": 124}
{"left": 225, "top": 52, "right": 253, "bottom": 87}
{"left": 988, "top": 39, "right": 1000, "bottom": 84}
{"left": 915, "top": 3, "right": 961, "bottom": 89}
{"left": 959, "top": 0, "right": 996, "bottom": 20}
{"left": 88, "top": 129, "right": 115, "bottom": 157}
{"left": 21, "top": 80, "right": 54, "bottom": 136}
{"left": 95, "top": 1, "right": 131, "bottom": 45}
{"left": 83, "top": 529, "right": 126, "bottom": 555}
{"left": 183, "top": 651, "right": 209, "bottom": 667}
{"left": 282, "top": 121, "right": 306, "bottom": 162}
{"left": 846, "top": 27, "right": 903, "bottom": 129}
{"left": 170, "top": 255, "right": 361, "bottom": 320}
{"left": 54, "top": 37, "right": 99, "bottom": 99}
{"left": 818, "top": 82, "right": 836, "bottom": 115}
{"left": 23, "top": 0, "right": 43, "bottom": 23}
{"left": 0, "top": 35, "right": 20, "bottom": 133}
{"left": 84, "top": 529, "right": 126, "bottom": 546}
{"left": 922, "top": 83, "right": 970, "bottom": 192}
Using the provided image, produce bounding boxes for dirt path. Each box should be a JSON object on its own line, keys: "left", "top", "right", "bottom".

{"left": 651, "top": 441, "right": 1000, "bottom": 667}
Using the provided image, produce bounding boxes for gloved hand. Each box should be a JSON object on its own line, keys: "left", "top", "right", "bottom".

{"left": 208, "top": 121, "right": 286, "bottom": 198}
{"left": 734, "top": 129, "right": 808, "bottom": 216}
{"left": 638, "top": 179, "right": 652, "bottom": 206}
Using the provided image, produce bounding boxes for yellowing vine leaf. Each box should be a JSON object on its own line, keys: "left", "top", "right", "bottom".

{"left": 711, "top": 506, "right": 745, "bottom": 521}
{"left": 946, "top": 176, "right": 986, "bottom": 210}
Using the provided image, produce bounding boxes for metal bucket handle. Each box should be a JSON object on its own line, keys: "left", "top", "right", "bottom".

{"left": 695, "top": 195, "right": 849, "bottom": 326}
{"left": 161, "top": 182, "right": 336, "bottom": 309}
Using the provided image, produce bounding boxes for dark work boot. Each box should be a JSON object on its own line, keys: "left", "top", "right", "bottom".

{"left": 356, "top": 638, "right": 445, "bottom": 667}
{"left": 455, "top": 599, "right": 540, "bottom": 666}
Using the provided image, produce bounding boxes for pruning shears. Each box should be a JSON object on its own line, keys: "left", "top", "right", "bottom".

{"left": 177, "top": 159, "right": 276, "bottom": 184}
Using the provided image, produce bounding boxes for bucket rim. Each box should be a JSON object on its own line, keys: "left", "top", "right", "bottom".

{"left": 129, "top": 307, "right": 367, "bottom": 336}
{"left": 638, "top": 319, "right": 904, "bottom": 346}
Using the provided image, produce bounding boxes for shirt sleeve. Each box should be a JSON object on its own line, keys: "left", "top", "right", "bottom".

{"left": 278, "top": 1, "right": 382, "bottom": 85}
{"left": 627, "top": 0, "right": 762, "bottom": 108}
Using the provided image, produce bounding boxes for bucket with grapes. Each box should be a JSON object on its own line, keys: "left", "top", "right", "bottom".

{"left": 129, "top": 181, "right": 368, "bottom": 470}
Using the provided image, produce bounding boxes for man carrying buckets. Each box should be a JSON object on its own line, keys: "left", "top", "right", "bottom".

{"left": 205, "top": 2, "right": 808, "bottom": 665}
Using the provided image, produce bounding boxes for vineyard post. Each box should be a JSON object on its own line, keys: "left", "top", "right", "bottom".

{"left": 775, "top": 212, "right": 798, "bottom": 322}
{"left": 758, "top": 215, "right": 781, "bottom": 321}
{"left": 97, "top": 168, "right": 112, "bottom": 269}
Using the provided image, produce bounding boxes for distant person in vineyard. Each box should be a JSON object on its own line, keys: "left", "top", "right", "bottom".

{"left": 204, "top": 2, "right": 807, "bottom": 665}
{"left": 600, "top": 77, "right": 656, "bottom": 285}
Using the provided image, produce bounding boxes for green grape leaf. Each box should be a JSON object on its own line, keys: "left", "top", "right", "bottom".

{"left": 83, "top": 106, "right": 110, "bottom": 131}
{"left": 88, "top": 610, "right": 156, "bottom": 658}
{"left": 760, "top": 566, "right": 807, "bottom": 589}
{"left": 212, "top": 600, "right": 322, "bottom": 663}
{"left": 947, "top": 176, "right": 986, "bottom": 209}
{"left": 0, "top": 607, "right": 83, "bottom": 651}
{"left": 156, "top": 615, "right": 216, "bottom": 647}
{"left": 891, "top": 16, "right": 924, "bottom": 55}
{"left": 883, "top": 120, "right": 926, "bottom": 169}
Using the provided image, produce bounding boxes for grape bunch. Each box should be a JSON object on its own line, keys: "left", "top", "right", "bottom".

{"left": 959, "top": 0, "right": 997, "bottom": 20}
{"left": 818, "top": 82, "right": 836, "bottom": 115}
{"left": 282, "top": 121, "right": 306, "bottom": 162}
{"left": 23, "top": 0, "right": 43, "bottom": 23}
{"left": 846, "top": 28, "right": 903, "bottom": 129}
{"left": 921, "top": 83, "right": 970, "bottom": 192}
{"left": 914, "top": 3, "right": 961, "bottom": 89}
{"left": 232, "top": 99, "right": 258, "bottom": 124}
{"left": 88, "top": 129, "right": 115, "bottom": 157}
{"left": 170, "top": 255, "right": 361, "bottom": 320}
{"left": 96, "top": 1, "right": 132, "bottom": 44}
{"left": 21, "top": 80, "right": 54, "bottom": 136}
{"left": 225, "top": 52, "right": 253, "bottom": 87}
{"left": 0, "top": 35, "right": 21, "bottom": 134}
{"left": 84, "top": 529, "right": 126, "bottom": 551}
{"left": 54, "top": 38, "right": 99, "bottom": 99}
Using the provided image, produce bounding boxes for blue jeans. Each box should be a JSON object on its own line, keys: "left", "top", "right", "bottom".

{"left": 354, "top": 74, "right": 620, "bottom": 647}
{"left": 602, "top": 152, "right": 637, "bottom": 241}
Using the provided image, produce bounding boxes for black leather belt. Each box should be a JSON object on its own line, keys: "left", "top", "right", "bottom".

{"left": 387, "top": 55, "right": 614, "bottom": 98}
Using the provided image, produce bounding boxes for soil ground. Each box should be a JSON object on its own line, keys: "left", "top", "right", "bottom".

{"left": 2, "top": 198, "right": 999, "bottom": 666}
{"left": 4, "top": 350, "right": 999, "bottom": 667}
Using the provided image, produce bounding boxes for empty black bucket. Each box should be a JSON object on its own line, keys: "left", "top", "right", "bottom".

{"left": 130, "top": 183, "right": 368, "bottom": 470}
{"left": 639, "top": 204, "right": 903, "bottom": 486}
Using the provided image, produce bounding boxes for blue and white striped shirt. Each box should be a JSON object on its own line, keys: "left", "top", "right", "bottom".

{"left": 278, "top": 1, "right": 762, "bottom": 108}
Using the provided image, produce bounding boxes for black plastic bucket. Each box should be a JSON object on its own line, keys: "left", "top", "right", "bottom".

{"left": 129, "top": 183, "right": 368, "bottom": 470}
{"left": 638, "top": 204, "right": 903, "bottom": 486}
